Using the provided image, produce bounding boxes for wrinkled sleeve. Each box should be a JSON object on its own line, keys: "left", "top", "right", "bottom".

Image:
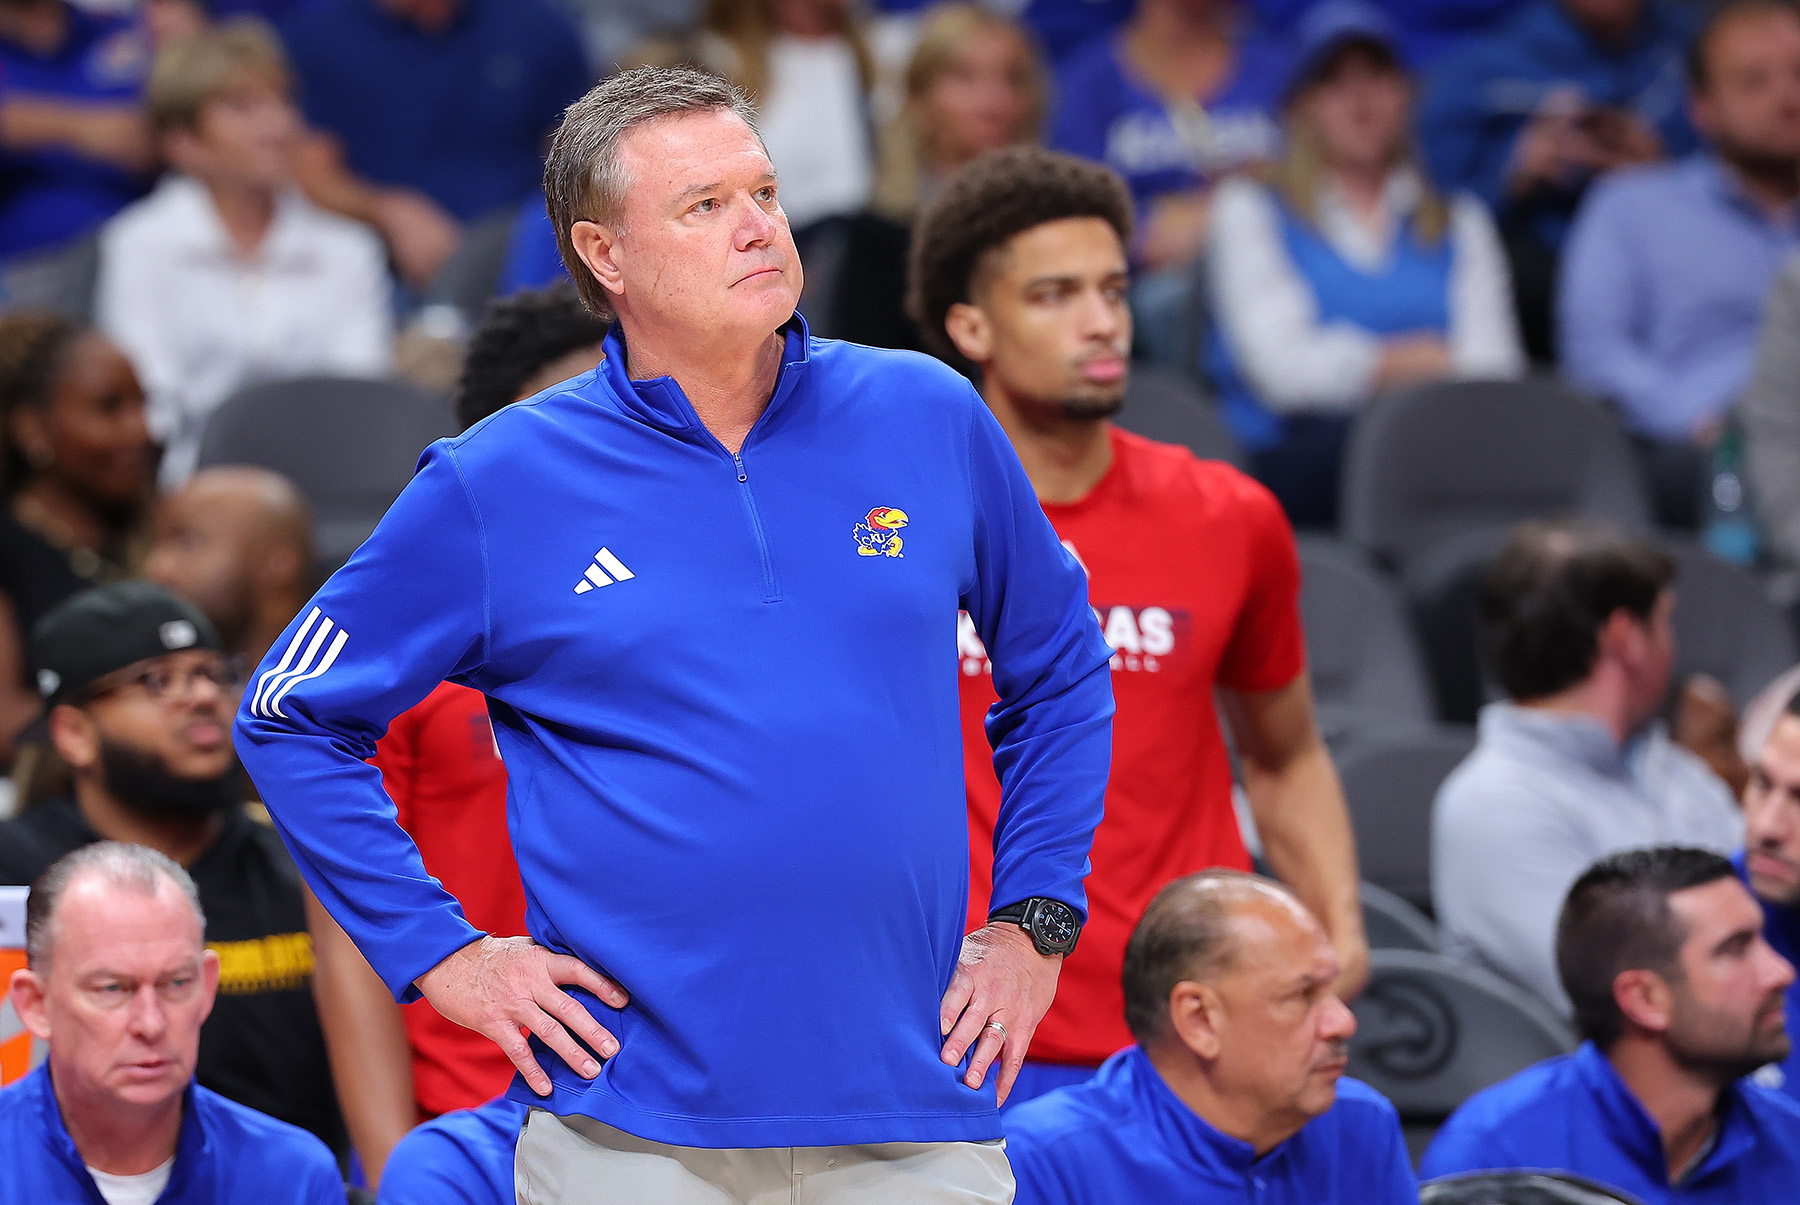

{"left": 960, "top": 394, "right": 1113, "bottom": 922}
{"left": 234, "top": 443, "right": 489, "bottom": 1001}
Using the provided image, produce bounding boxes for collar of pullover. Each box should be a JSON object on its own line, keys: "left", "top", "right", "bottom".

{"left": 596, "top": 312, "right": 813, "bottom": 443}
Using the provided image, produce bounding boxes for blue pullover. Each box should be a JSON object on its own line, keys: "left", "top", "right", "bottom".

{"left": 1004, "top": 1047, "right": 1416, "bottom": 1204}
{"left": 1420, "top": 1042, "right": 1800, "bottom": 1201}
{"left": 0, "top": 1065, "right": 343, "bottom": 1205}
{"left": 233, "top": 316, "right": 1114, "bottom": 1149}
{"left": 379, "top": 1096, "right": 526, "bottom": 1205}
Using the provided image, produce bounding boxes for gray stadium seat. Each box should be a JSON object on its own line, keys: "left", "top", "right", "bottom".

{"left": 1362, "top": 881, "right": 1440, "bottom": 952}
{"left": 195, "top": 376, "right": 456, "bottom": 572}
{"left": 1422, "top": 1172, "right": 1646, "bottom": 1205}
{"left": 1349, "top": 949, "right": 1577, "bottom": 1160}
{"left": 1114, "top": 366, "right": 1242, "bottom": 466}
{"left": 1664, "top": 540, "right": 1799, "bottom": 709}
{"left": 427, "top": 207, "right": 521, "bottom": 323}
{"left": 1297, "top": 537, "right": 1435, "bottom": 744}
{"left": 1, "top": 232, "right": 99, "bottom": 321}
{"left": 1336, "top": 725, "right": 1477, "bottom": 912}
{"left": 1340, "top": 378, "right": 1654, "bottom": 575}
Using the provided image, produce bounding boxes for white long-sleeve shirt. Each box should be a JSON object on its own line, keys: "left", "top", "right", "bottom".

{"left": 95, "top": 174, "right": 395, "bottom": 486}
{"left": 1207, "top": 170, "right": 1525, "bottom": 412}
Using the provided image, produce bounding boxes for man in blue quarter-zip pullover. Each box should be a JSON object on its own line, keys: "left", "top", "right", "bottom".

{"left": 233, "top": 65, "right": 1114, "bottom": 1203}
{"left": 1003, "top": 871, "right": 1416, "bottom": 1203}
{"left": 1421, "top": 848, "right": 1800, "bottom": 1202}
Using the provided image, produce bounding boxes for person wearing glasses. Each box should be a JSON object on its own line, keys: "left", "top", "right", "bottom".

{"left": 0, "top": 580, "right": 346, "bottom": 1158}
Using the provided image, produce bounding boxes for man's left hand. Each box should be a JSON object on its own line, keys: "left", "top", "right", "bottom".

{"left": 939, "top": 923, "right": 1061, "bottom": 1105}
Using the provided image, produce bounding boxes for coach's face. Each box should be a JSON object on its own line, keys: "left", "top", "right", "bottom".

{"left": 591, "top": 109, "right": 802, "bottom": 343}
{"left": 1746, "top": 713, "right": 1800, "bottom": 906}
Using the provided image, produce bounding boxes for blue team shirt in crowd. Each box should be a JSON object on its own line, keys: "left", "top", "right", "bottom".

{"left": 280, "top": 0, "right": 590, "bottom": 221}
{"left": 495, "top": 195, "right": 567, "bottom": 296}
{"left": 1559, "top": 155, "right": 1800, "bottom": 440}
{"left": 0, "top": 1065, "right": 343, "bottom": 1205}
{"left": 1420, "top": 1042, "right": 1800, "bottom": 1201}
{"left": 234, "top": 315, "right": 1113, "bottom": 1149}
{"left": 378, "top": 1096, "right": 525, "bottom": 1205}
{"left": 1003, "top": 1046, "right": 1417, "bottom": 1204}
{"left": 1418, "top": 0, "right": 1698, "bottom": 248}
{"left": 1048, "top": 29, "right": 1290, "bottom": 220}
{"left": 0, "top": 7, "right": 149, "bottom": 260}
{"left": 1737, "top": 851, "right": 1800, "bottom": 1107}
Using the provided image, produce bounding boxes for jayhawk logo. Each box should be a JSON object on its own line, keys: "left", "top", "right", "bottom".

{"left": 854, "top": 507, "right": 908, "bottom": 557}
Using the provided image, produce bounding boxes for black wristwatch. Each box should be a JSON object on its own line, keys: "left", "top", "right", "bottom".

{"left": 989, "top": 897, "right": 1082, "bottom": 957}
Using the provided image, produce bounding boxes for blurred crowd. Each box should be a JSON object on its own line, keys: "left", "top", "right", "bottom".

{"left": 5, "top": 0, "right": 1800, "bottom": 1203}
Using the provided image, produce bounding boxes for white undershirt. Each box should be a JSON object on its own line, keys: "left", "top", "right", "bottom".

{"left": 86, "top": 1157, "right": 174, "bottom": 1205}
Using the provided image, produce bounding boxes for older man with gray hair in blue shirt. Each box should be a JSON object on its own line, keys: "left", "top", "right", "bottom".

{"left": 1433, "top": 519, "right": 1742, "bottom": 1015}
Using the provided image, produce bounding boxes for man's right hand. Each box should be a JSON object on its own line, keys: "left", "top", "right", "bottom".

{"left": 415, "top": 935, "right": 628, "bottom": 1097}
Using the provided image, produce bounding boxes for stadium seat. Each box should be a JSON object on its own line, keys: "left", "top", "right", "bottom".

{"left": 1114, "top": 366, "right": 1242, "bottom": 467}
{"left": 1348, "top": 949, "right": 1577, "bottom": 1162}
{"left": 1340, "top": 378, "right": 1655, "bottom": 576}
{"left": 1362, "top": 881, "right": 1440, "bottom": 953}
{"left": 0, "top": 232, "right": 99, "bottom": 322}
{"left": 1663, "top": 540, "right": 1798, "bottom": 709}
{"left": 1297, "top": 537, "right": 1435, "bottom": 744}
{"left": 427, "top": 208, "right": 521, "bottom": 325}
{"left": 195, "top": 376, "right": 456, "bottom": 572}
{"left": 1335, "top": 725, "right": 1477, "bottom": 912}
{"left": 1421, "top": 1172, "right": 1647, "bottom": 1205}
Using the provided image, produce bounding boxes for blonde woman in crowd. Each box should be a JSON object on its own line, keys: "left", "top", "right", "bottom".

{"left": 1206, "top": 1, "right": 1523, "bottom": 527}
{"left": 872, "top": 4, "right": 1044, "bottom": 221}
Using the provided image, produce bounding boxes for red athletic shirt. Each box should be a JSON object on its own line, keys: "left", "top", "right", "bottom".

{"left": 961, "top": 426, "right": 1306, "bottom": 1065}
{"left": 371, "top": 681, "right": 527, "bottom": 1115}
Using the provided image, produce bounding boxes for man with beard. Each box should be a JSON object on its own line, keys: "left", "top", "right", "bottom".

{"left": 1736, "top": 682, "right": 1800, "bottom": 1102}
{"left": 910, "top": 146, "right": 1365, "bottom": 1107}
{"left": 1558, "top": 0, "right": 1800, "bottom": 521}
{"left": 1001, "top": 871, "right": 1414, "bottom": 1203}
{"left": 1421, "top": 847, "right": 1800, "bottom": 1201}
{"left": 0, "top": 581, "right": 345, "bottom": 1157}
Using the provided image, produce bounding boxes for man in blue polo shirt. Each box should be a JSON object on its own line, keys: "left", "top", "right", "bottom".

{"left": 280, "top": 0, "right": 589, "bottom": 285}
{"left": 1421, "top": 847, "right": 1800, "bottom": 1202}
{"left": 1739, "top": 682, "right": 1800, "bottom": 1103}
{"left": 1003, "top": 871, "right": 1415, "bottom": 1204}
{"left": 1, "top": 842, "right": 343, "bottom": 1204}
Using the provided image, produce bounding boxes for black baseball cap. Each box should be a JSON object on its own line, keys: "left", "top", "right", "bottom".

{"left": 30, "top": 581, "right": 222, "bottom": 708}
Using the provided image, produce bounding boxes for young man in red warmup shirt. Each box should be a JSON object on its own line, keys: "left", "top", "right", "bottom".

{"left": 911, "top": 147, "right": 1369, "bottom": 1106}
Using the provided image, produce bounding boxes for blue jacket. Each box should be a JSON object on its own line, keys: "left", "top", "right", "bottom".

{"left": 1420, "top": 1042, "right": 1800, "bottom": 1201}
{"left": 0, "top": 1065, "right": 343, "bottom": 1204}
{"left": 1737, "top": 852, "right": 1800, "bottom": 1106}
{"left": 1417, "top": 0, "right": 1698, "bottom": 247}
{"left": 233, "top": 316, "right": 1114, "bottom": 1148}
{"left": 378, "top": 1096, "right": 525, "bottom": 1205}
{"left": 1003, "top": 1046, "right": 1417, "bottom": 1204}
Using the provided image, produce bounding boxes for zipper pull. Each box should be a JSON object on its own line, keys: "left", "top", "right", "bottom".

{"left": 733, "top": 453, "right": 748, "bottom": 483}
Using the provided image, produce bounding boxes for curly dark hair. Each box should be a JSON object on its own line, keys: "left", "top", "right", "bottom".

{"left": 455, "top": 284, "right": 611, "bottom": 432}
{"left": 907, "top": 146, "right": 1133, "bottom": 363}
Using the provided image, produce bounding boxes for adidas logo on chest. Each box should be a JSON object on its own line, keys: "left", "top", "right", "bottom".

{"left": 574, "top": 548, "right": 635, "bottom": 594}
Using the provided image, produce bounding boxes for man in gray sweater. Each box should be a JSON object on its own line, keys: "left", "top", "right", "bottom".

{"left": 1432, "top": 520, "right": 1743, "bottom": 1013}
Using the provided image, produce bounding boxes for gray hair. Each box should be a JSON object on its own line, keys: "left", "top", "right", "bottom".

{"left": 26, "top": 842, "right": 206, "bottom": 971}
{"left": 544, "top": 65, "right": 761, "bottom": 319}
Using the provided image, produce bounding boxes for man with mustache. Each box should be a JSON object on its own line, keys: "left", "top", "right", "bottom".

{"left": 911, "top": 145, "right": 1365, "bottom": 1107}
{"left": 0, "top": 581, "right": 344, "bottom": 1156}
{"left": 1001, "top": 871, "right": 1414, "bottom": 1203}
{"left": 1422, "top": 846, "right": 1800, "bottom": 1201}
{"left": 1736, "top": 682, "right": 1800, "bottom": 1102}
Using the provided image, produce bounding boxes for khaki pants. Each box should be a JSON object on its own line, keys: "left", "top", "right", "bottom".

{"left": 514, "top": 1109, "right": 1015, "bottom": 1205}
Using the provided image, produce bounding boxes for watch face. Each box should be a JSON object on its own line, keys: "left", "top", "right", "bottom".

{"left": 1031, "top": 900, "right": 1079, "bottom": 952}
